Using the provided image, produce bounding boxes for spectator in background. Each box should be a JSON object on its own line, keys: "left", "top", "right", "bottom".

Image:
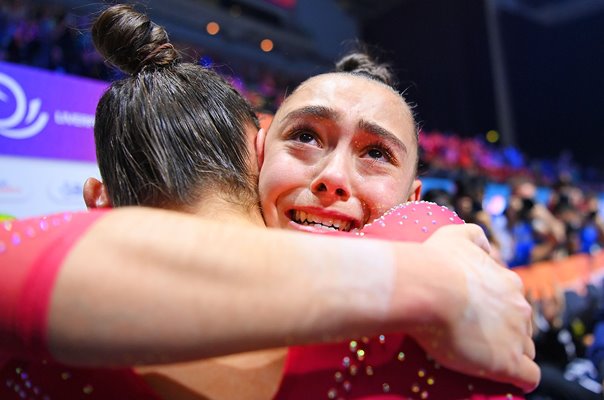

{"left": 453, "top": 174, "right": 504, "bottom": 264}
{"left": 528, "top": 287, "right": 602, "bottom": 400}
{"left": 580, "top": 193, "right": 604, "bottom": 254}
{"left": 549, "top": 178, "right": 604, "bottom": 256}
{"left": 422, "top": 188, "right": 454, "bottom": 210}
{"left": 494, "top": 178, "right": 565, "bottom": 268}
{"left": 587, "top": 279, "right": 604, "bottom": 388}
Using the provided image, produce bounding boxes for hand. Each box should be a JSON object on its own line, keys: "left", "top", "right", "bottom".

{"left": 406, "top": 224, "right": 540, "bottom": 392}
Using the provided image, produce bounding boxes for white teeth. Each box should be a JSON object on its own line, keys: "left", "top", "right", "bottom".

{"left": 291, "top": 211, "right": 353, "bottom": 232}
{"left": 331, "top": 219, "right": 351, "bottom": 232}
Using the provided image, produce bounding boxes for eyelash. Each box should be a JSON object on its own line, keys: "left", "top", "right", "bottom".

{"left": 364, "top": 142, "right": 397, "bottom": 164}
{"left": 286, "top": 124, "right": 321, "bottom": 145}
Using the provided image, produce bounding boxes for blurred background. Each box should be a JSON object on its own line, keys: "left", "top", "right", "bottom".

{"left": 2, "top": 1, "right": 604, "bottom": 397}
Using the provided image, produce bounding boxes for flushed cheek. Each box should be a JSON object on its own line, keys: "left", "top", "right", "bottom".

{"left": 364, "top": 184, "right": 410, "bottom": 222}
{"left": 259, "top": 168, "right": 304, "bottom": 228}
{"left": 259, "top": 182, "right": 281, "bottom": 228}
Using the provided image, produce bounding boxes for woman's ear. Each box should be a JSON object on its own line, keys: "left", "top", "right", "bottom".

{"left": 83, "top": 177, "right": 113, "bottom": 209}
{"left": 408, "top": 179, "right": 422, "bottom": 201}
{"left": 255, "top": 128, "right": 266, "bottom": 170}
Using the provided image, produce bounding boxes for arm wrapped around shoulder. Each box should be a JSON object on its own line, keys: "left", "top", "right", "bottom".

{"left": 0, "top": 211, "right": 108, "bottom": 360}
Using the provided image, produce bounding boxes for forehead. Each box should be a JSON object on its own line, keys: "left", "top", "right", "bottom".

{"left": 274, "top": 73, "right": 415, "bottom": 137}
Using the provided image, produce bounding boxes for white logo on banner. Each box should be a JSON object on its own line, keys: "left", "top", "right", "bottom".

{"left": 0, "top": 72, "right": 49, "bottom": 139}
{"left": 47, "top": 180, "right": 85, "bottom": 205}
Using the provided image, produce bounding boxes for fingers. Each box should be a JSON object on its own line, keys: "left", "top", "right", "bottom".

{"left": 515, "top": 281, "right": 534, "bottom": 341}
{"left": 442, "top": 223, "right": 492, "bottom": 254}
{"left": 518, "top": 286, "right": 536, "bottom": 358}
{"left": 496, "top": 306, "right": 538, "bottom": 392}
{"left": 524, "top": 334, "right": 536, "bottom": 360}
{"left": 469, "top": 225, "right": 492, "bottom": 255}
{"left": 482, "top": 355, "right": 540, "bottom": 393}
{"left": 505, "top": 355, "right": 541, "bottom": 393}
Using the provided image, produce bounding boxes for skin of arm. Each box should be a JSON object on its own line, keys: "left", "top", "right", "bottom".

{"left": 48, "top": 207, "right": 539, "bottom": 391}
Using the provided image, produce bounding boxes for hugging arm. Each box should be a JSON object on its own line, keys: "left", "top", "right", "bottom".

{"left": 1, "top": 207, "right": 538, "bottom": 391}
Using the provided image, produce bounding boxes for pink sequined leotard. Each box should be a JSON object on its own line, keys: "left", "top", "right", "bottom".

{"left": 274, "top": 201, "right": 525, "bottom": 399}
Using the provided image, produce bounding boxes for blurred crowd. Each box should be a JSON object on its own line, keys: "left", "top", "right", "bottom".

{"left": 422, "top": 139, "right": 604, "bottom": 399}
{"left": 0, "top": 0, "right": 296, "bottom": 112}
{"left": 419, "top": 130, "right": 604, "bottom": 266}
{"left": 420, "top": 131, "right": 604, "bottom": 189}
{"left": 4, "top": 1, "right": 604, "bottom": 398}
{"left": 0, "top": 1, "right": 110, "bottom": 79}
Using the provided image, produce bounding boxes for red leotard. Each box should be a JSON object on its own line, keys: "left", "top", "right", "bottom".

{"left": 274, "top": 202, "right": 525, "bottom": 399}
{"left": 0, "top": 210, "right": 160, "bottom": 399}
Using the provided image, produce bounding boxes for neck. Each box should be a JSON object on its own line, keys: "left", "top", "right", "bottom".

{"left": 187, "top": 192, "right": 265, "bottom": 227}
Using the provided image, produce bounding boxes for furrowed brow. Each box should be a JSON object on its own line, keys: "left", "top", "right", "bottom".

{"left": 282, "top": 105, "right": 340, "bottom": 122}
{"left": 358, "top": 119, "right": 407, "bottom": 155}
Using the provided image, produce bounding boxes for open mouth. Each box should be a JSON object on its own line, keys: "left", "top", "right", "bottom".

{"left": 289, "top": 210, "right": 355, "bottom": 232}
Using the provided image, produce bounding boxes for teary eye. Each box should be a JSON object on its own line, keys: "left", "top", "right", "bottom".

{"left": 361, "top": 142, "right": 399, "bottom": 166}
{"left": 298, "top": 132, "right": 315, "bottom": 143}
{"left": 367, "top": 148, "right": 384, "bottom": 159}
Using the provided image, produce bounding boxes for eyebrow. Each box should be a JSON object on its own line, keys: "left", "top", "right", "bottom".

{"left": 281, "top": 105, "right": 339, "bottom": 123}
{"left": 358, "top": 119, "right": 408, "bottom": 155}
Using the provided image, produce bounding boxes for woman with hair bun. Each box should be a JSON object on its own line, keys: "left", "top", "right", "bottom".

{"left": 89, "top": 3, "right": 260, "bottom": 210}
{"left": 0, "top": 4, "right": 537, "bottom": 399}
{"left": 256, "top": 50, "right": 528, "bottom": 399}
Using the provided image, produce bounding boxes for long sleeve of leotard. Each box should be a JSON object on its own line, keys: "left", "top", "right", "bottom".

{"left": 0, "top": 210, "right": 108, "bottom": 361}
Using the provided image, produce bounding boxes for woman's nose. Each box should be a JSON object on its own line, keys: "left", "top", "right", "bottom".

{"left": 310, "top": 153, "right": 351, "bottom": 201}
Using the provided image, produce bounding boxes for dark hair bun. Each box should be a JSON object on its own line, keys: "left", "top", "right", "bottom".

{"left": 92, "top": 4, "right": 179, "bottom": 75}
{"left": 335, "top": 52, "right": 396, "bottom": 87}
